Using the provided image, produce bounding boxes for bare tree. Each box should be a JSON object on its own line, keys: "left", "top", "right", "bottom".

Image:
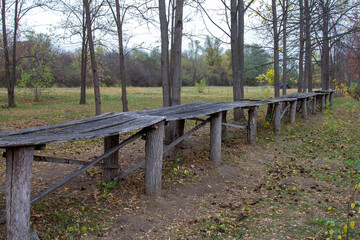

{"left": 159, "top": 0, "right": 170, "bottom": 107}
{"left": 272, "top": 0, "right": 280, "bottom": 97}
{"left": 107, "top": 0, "right": 129, "bottom": 112}
{"left": 298, "top": 0, "right": 304, "bottom": 93}
{"left": 84, "top": 0, "right": 101, "bottom": 115}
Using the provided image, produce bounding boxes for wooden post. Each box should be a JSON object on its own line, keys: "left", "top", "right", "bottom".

{"left": 312, "top": 96, "right": 317, "bottom": 114}
{"left": 145, "top": 121, "right": 164, "bottom": 196}
{"left": 247, "top": 107, "right": 257, "bottom": 145}
{"left": 325, "top": 93, "right": 329, "bottom": 106}
{"left": 221, "top": 111, "right": 227, "bottom": 142}
{"left": 290, "top": 100, "right": 297, "bottom": 124}
{"left": 6, "top": 146, "right": 34, "bottom": 240}
{"left": 321, "top": 95, "right": 326, "bottom": 111}
{"left": 330, "top": 92, "right": 334, "bottom": 106}
{"left": 210, "top": 112, "right": 222, "bottom": 167}
{"left": 302, "top": 98, "right": 308, "bottom": 119}
{"left": 266, "top": 103, "right": 274, "bottom": 121}
{"left": 103, "top": 135, "right": 120, "bottom": 182}
{"left": 274, "top": 103, "right": 281, "bottom": 135}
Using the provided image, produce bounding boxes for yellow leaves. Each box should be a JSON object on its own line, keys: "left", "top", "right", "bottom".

{"left": 344, "top": 225, "right": 348, "bottom": 233}
{"left": 330, "top": 229, "right": 334, "bottom": 235}
{"left": 351, "top": 203, "right": 355, "bottom": 209}
{"left": 350, "top": 221, "right": 355, "bottom": 228}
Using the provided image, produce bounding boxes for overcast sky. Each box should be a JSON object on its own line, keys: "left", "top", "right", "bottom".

{"left": 22, "top": 1, "right": 260, "bottom": 53}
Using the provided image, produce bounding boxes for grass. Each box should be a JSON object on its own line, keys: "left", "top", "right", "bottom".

{"left": 0, "top": 87, "right": 359, "bottom": 239}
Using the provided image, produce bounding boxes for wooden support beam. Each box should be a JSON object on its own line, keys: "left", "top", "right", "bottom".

{"left": 33, "top": 156, "right": 103, "bottom": 167}
{"left": 290, "top": 100, "right": 297, "bottom": 124}
{"left": 221, "top": 111, "right": 227, "bottom": 142}
{"left": 274, "top": 103, "right": 281, "bottom": 135}
{"left": 6, "top": 146, "right": 34, "bottom": 240}
{"left": 312, "top": 96, "right": 317, "bottom": 114}
{"left": 302, "top": 98, "right": 308, "bottom": 119}
{"left": 210, "top": 112, "right": 222, "bottom": 167}
{"left": 221, "top": 123, "right": 247, "bottom": 130}
{"left": 247, "top": 107, "right": 258, "bottom": 145}
{"left": 321, "top": 95, "right": 326, "bottom": 111}
{"left": 103, "top": 135, "right": 120, "bottom": 182}
{"left": 113, "top": 118, "right": 211, "bottom": 182}
{"left": 280, "top": 104, "right": 290, "bottom": 120}
{"left": 145, "top": 122, "right": 164, "bottom": 196}
{"left": 330, "top": 92, "right": 334, "bottom": 106}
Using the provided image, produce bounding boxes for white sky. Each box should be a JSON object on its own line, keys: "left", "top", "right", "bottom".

{"left": 21, "top": 1, "right": 260, "bottom": 53}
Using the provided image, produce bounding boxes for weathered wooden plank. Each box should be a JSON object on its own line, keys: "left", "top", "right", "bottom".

{"left": 274, "top": 103, "right": 281, "bottom": 135}
{"left": 0, "top": 114, "right": 164, "bottom": 148}
{"left": 6, "top": 146, "right": 34, "bottom": 240}
{"left": 210, "top": 112, "right": 222, "bottom": 167}
{"left": 145, "top": 122, "right": 164, "bottom": 196}
{"left": 290, "top": 100, "right": 297, "bottom": 124}
{"left": 222, "top": 123, "right": 247, "bottom": 130}
{"left": 103, "top": 135, "right": 120, "bottom": 182}
{"left": 302, "top": 98, "right": 308, "bottom": 119}
{"left": 247, "top": 107, "right": 258, "bottom": 145}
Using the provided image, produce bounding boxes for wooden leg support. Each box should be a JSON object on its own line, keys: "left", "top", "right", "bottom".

{"left": 221, "top": 111, "right": 227, "bottom": 142}
{"left": 274, "top": 103, "right": 281, "bottom": 135}
{"left": 330, "top": 92, "right": 334, "bottom": 106}
{"left": 6, "top": 146, "right": 34, "bottom": 240}
{"left": 145, "top": 122, "right": 164, "bottom": 196}
{"left": 312, "top": 96, "right": 317, "bottom": 114}
{"left": 321, "top": 95, "right": 325, "bottom": 111}
{"left": 302, "top": 98, "right": 308, "bottom": 119}
{"left": 210, "top": 112, "right": 222, "bottom": 167}
{"left": 103, "top": 135, "right": 120, "bottom": 182}
{"left": 290, "top": 101, "right": 297, "bottom": 124}
{"left": 247, "top": 107, "right": 258, "bottom": 145}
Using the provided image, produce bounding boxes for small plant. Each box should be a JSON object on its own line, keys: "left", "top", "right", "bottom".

{"left": 195, "top": 78, "right": 207, "bottom": 93}
{"left": 102, "top": 181, "right": 117, "bottom": 198}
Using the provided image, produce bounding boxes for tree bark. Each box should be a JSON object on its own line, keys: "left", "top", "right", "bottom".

{"left": 2, "top": 0, "right": 12, "bottom": 107}
{"left": 84, "top": 0, "right": 101, "bottom": 116}
{"left": 80, "top": 3, "right": 87, "bottom": 105}
{"left": 282, "top": 0, "right": 288, "bottom": 96}
{"left": 272, "top": 0, "right": 280, "bottom": 97}
{"left": 321, "top": 0, "right": 330, "bottom": 90}
{"left": 115, "top": 0, "right": 129, "bottom": 112}
{"left": 298, "top": 0, "right": 304, "bottom": 93}
{"left": 159, "top": 0, "right": 171, "bottom": 107}
{"left": 304, "top": 0, "right": 312, "bottom": 92}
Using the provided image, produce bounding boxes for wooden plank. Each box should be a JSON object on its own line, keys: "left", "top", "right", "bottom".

{"left": 210, "top": 112, "right": 222, "bottom": 167}
{"left": 290, "top": 100, "right": 297, "bottom": 124}
{"left": 247, "top": 107, "right": 258, "bottom": 145}
{"left": 103, "top": 135, "right": 120, "bottom": 182}
{"left": 0, "top": 114, "right": 164, "bottom": 148}
{"left": 274, "top": 103, "right": 281, "bottom": 135}
{"left": 302, "top": 98, "right": 308, "bottom": 119}
{"left": 33, "top": 156, "right": 103, "bottom": 167}
{"left": 222, "top": 123, "right": 247, "bottom": 130}
{"left": 145, "top": 122, "right": 164, "bottom": 196}
{"left": 6, "top": 146, "right": 34, "bottom": 240}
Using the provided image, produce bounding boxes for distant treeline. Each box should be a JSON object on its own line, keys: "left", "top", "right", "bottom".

{"left": 0, "top": 34, "right": 300, "bottom": 88}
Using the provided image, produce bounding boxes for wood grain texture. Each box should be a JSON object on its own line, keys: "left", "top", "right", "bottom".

{"left": 247, "top": 107, "right": 258, "bottom": 145}
{"left": 6, "top": 146, "right": 34, "bottom": 240}
{"left": 290, "top": 101, "right": 297, "bottom": 124}
{"left": 103, "top": 135, "right": 120, "bottom": 182}
{"left": 274, "top": 103, "right": 281, "bottom": 135}
{"left": 210, "top": 112, "right": 222, "bottom": 167}
{"left": 145, "top": 122, "right": 164, "bottom": 196}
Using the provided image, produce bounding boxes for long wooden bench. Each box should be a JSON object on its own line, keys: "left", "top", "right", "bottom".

{"left": 0, "top": 90, "right": 334, "bottom": 239}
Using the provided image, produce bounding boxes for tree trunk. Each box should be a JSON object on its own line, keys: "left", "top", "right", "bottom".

{"left": 80, "top": 5, "right": 87, "bottom": 105}
{"left": 304, "top": 0, "right": 311, "bottom": 92}
{"left": 84, "top": 0, "right": 101, "bottom": 116}
{"left": 159, "top": 0, "right": 171, "bottom": 107}
{"left": 272, "top": 0, "right": 280, "bottom": 97}
{"left": 298, "top": 0, "right": 304, "bottom": 93}
{"left": 2, "top": 0, "right": 12, "bottom": 107}
{"left": 115, "top": 0, "right": 128, "bottom": 112}
{"left": 231, "top": 0, "right": 244, "bottom": 121}
{"left": 321, "top": 0, "right": 330, "bottom": 90}
{"left": 282, "top": 0, "right": 288, "bottom": 96}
